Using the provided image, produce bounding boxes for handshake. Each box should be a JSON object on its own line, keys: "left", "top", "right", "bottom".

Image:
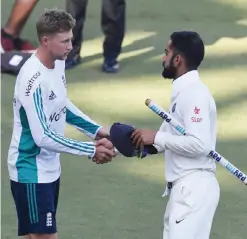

{"left": 92, "top": 123, "right": 158, "bottom": 164}
{"left": 93, "top": 138, "right": 116, "bottom": 164}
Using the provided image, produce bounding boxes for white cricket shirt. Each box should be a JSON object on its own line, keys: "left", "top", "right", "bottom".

{"left": 154, "top": 70, "right": 217, "bottom": 182}
{"left": 8, "top": 53, "right": 101, "bottom": 183}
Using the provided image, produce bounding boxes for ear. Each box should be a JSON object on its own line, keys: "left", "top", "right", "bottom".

{"left": 41, "top": 36, "right": 49, "bottom": 46}
{"left": 173, "top": 54, "right": 182, "bottom": 67}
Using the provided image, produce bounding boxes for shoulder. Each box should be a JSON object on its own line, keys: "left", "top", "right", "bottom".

{"left": 17, "top": 55, "right": 45, "bottom": 98}
{"left": 176, "top": 81, "right": 216, "bottom": 117}
{"left": 180, "top": 81, "right": 214, "bottom": 104}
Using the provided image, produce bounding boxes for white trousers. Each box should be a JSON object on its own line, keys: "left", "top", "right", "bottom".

{"left": 163, "top": 170, "right": 220, "bottom": 239}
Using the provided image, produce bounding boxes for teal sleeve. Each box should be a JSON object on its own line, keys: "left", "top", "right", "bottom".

{"left": 66, "top": 98, "right": 101, "bottom": 139}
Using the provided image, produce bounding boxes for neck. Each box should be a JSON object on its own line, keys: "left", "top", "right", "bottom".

{"left": 173, "top": 68, "right": 195, "bottom": 81}
{"left": 36, "top": 47, "right": 55, "bottom": 69}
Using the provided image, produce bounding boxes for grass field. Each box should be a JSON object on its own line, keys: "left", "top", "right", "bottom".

{"left": 1, "top": 0, "right": 247, "bottom": 238}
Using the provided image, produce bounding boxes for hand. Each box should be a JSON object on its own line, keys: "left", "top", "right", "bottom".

{"left": 96, "top": 138, "right": 119, "bottom": 156}
{"left": 95, "top": 138, "right": 114, "bottom": 150}
{"left": 131, "top": 129, "right": 157, "bottom": 149}
{"left": 93, "top": 138, "right": 116, "bottom": 164}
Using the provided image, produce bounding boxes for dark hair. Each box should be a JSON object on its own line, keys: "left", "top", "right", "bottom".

{"left": 36, "top": 8, "right": 75, "bottom": 41}
{"left": 170, "top": 31, "right": 205, "bottom": 70}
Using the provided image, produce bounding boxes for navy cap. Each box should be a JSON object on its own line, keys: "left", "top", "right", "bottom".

{"left": 109, "top": 122, "right": 157, "bottom": 158}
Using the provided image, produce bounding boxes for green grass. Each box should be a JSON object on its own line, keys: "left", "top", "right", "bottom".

{"left": 1, "top": 0, "right": 247, "bottom": 238}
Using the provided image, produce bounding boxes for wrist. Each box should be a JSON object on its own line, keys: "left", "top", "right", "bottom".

{"left": 88, "top": 144, "right": 96, "bottom": 160}
{"left": 95, "top": 127, "right": 110, "bottom": 140}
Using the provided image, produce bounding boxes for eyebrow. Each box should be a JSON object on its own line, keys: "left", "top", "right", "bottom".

{"left": 61, "top": 38, "right": 71, "bottom": 43}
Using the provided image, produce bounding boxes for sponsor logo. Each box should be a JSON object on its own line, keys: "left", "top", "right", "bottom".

{"left": 25, "top": 71, "right": 41, "bottom": 96}
{"left": 191, "top": 117, "right": 203, "bottom": 122}
{"left": 49, "top": 90, "right": 57, "bottom": 100}
{"left": 13, "top": 97, "right": 17, "bottom": 106}
{"left": 46, "top": 212, "right": 52, "bottom": 227}
{"left": 49, "top": 106, "right": 66, "bottom": 122}
{"left": 209, "top": 151, "right": 222, "bottom": 162}
{"left": 194, "top": 106, "right": 200, "bottom": 114}
{"left": 150, "top": 105, "right": 171, "bottom": 123}
{"left": 176, "top": 218, "right": 185, "bottom": 224}
{"left": 62, "top": 75, "right": 66, "bottom": 88}
{"left": 226, "top": 163, "right": 246, "bottom": 182}
{"left": 172, "top": 103, "right": 176, "bottom": 113}
{"left": 209, "top": 151, "right": 246, "bottom": 182}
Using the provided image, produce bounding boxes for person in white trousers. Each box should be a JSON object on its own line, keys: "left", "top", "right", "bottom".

{"left": 131, "top": 31, "right": 220, "bottom": 239}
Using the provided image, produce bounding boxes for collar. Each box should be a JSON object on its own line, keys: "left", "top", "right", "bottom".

{"left": 172, "top": 70, "right": 200, "bottom": 97}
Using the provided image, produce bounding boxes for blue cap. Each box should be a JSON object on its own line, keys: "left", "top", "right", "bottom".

{"left": 109, "top": 123, "right": 157, "bottom": 158}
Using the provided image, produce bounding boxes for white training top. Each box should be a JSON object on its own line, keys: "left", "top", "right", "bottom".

{"left": 8, "top": 53, "right": 101, "bottom": 183}
{"left": 154, "top": 70, "right": 217, "bottom": 183}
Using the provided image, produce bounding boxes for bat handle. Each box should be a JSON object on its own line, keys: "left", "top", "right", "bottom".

{"left": 145, "top": 98, "right": 152, "bottom": 106}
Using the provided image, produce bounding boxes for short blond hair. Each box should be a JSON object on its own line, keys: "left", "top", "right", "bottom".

{"left": 36, "top": 8, "right": 75, "bottom": 41}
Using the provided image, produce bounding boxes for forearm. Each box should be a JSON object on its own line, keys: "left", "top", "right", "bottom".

{"left": 154, "top": 132, "right": 209, "bottom": 157}
{"left": 36, "top": 132, "right": 96, "bottom": 157}
{"left": 66, "top": 98, "right": 101, "bottom": 139}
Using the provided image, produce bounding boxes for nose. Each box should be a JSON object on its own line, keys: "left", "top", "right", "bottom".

{"left": 67, "top": 41, "right": 73, "bottom": 52}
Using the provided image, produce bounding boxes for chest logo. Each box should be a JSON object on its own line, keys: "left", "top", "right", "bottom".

{"left": 49, "top": 91, "right": 57, "bottom": 100}
{"left": 49, "top": 106, "right": 66, "bottom": 122}
{"left": 194, "top": 106, "right": 200, "bottom": 114}
{"left": 172, "top": 103, "right": 177, "bottom": 113}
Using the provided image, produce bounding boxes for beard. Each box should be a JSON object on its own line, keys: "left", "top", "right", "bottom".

{"left": 162, "top": 61, "right": 177, "bottom": 79}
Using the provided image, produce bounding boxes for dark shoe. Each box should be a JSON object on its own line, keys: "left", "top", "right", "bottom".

{"left": 1, "top": 29, "right": 36, "bottom": 52}
{"left": 102, "top": 59, "right": 119, "bottom": 73}
{"left": 14, "top": 38, "right": 36, "bottom": 52}
{"left": 65, "top": 55, "right": 82, "bottom": 69}
{"left": 1, "top": 29, "right": 15, "bottom": 52}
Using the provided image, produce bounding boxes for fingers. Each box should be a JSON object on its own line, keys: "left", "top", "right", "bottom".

{"left": 131, "top": 129, "right": 144, "bottom": 148}
{"left": 96, "top": 138, "right": 114, "bottom": 150}
{"left": 102, "top": 147, "right": 116, "bottom": 158}
{"left": 95, "top": 157, "right": 109, "bottom": 164}
{"left": 93, "top": 145, "right": 116, "bottom": 165}
{"left": 131, "top": 130, "right": 140, "bottom": 145}
{"left": 136, "top": 136, "right": 144, "bottom": 149}
{"left": 131, "top": 129, "right": 141, "bottom": 143}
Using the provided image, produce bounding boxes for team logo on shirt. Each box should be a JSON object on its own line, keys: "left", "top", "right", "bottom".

{"left": 46, "top": 212, "right": 52, "bottom": 227}
{"left": 13, "top": 97, "right": 17, "bottom": 106}
{"left": 49, "top": 91, "right": 57, "bottom": 100}
{"left": 49, "top": 106, "right": 66, "bottom": 122}
{"left": 25, "top": 71, "right": 41, "bottom": 96}
{"left": 62, "top": 75, "right": 66, "bottom": 88}
{"left": 191, "top": 106, "right": 202, "bottom": 122}
{"left": 194, "top": 106, "right": 200, "bottom": 114}
{"left": 191, "top": 117, "right": 203, "bottom": 122}
{"left": 172, "top": 103, "right": 176, "bottom": 113}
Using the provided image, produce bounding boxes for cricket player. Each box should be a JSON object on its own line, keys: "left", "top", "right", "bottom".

{"left": 65, "top": 0, "right": 126, "bottom": 72}
{"left": 7, "top": 8, "right": 115, "bottom": 239}
{"left": 131, "top": 31, "right": 220, "bottom": 239}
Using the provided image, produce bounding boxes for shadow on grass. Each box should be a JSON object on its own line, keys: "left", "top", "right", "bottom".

{"left": 1, "top": 0, "right": 247, "bottom": 81}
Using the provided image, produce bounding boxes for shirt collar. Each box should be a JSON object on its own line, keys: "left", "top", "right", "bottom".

{"left": 172, "top": 70, "right": 200, "bottom": 96}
